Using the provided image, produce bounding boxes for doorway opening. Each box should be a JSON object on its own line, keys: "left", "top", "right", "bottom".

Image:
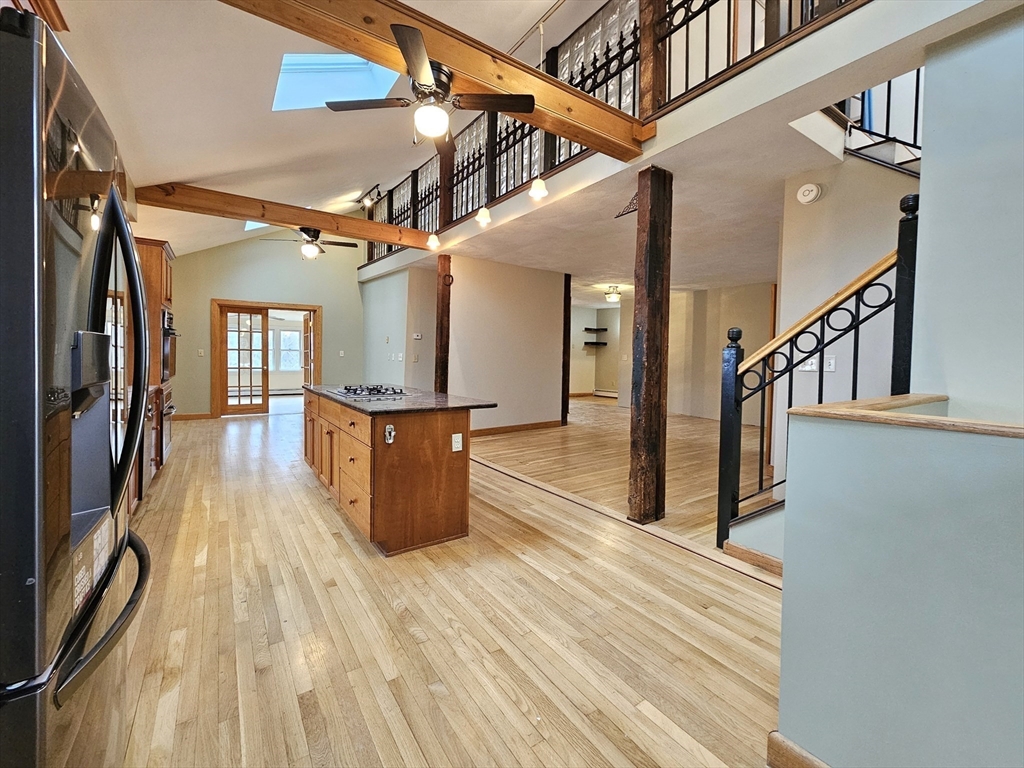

{"left": 210, "top": 299, "right": 322, "bottom": 418}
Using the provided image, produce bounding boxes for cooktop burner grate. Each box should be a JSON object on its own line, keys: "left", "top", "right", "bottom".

{"left": 334, "top": 384, "right": 408, "bottom": 401}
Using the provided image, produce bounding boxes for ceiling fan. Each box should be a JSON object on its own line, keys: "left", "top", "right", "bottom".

{"left": 325, "top": 24, "right": 536, "bottom": 157}
{"left": 261, "top": 226, "right": 358, "bottom": 259}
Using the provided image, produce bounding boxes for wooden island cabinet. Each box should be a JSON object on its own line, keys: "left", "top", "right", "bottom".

{"left": 303, "top": 385, "right": 496, "bottom": 556}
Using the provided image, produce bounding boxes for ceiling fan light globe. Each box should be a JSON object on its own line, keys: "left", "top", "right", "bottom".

{"left": 414, "top": 103, "right": 449, "bottom": 138}
{"left": 301, "top": 242, "right": 320, "bottom": 259}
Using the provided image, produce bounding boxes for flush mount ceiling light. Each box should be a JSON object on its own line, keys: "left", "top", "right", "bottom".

{"left": 475, "top": 206, "right": 491, "bottom": 226}
{"left": 426, "top": 233, "right": 440, "bottom": 250}
{"left": 529, "top": 178, "right": 549, "bottom": 200}
{"left": 300, "top": 241, "right": 320, "bottom": 259}
{"left": 605, "top": 285, "right": 622, "bottom": 303}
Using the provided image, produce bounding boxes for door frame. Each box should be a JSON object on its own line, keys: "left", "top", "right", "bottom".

{"left": 210, "top": 299, "right": 323, "bottom": 418}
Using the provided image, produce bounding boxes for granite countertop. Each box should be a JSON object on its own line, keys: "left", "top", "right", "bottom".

{"left": 305, "top": 384, "right": 497, "bottom": 416}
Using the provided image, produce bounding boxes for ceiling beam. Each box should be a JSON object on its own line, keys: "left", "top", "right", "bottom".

{"left": 217, "top": 0, "right": 649, "bottom": 162}
{"left": 135, "top": 183, "right": 429, "bottom": 249}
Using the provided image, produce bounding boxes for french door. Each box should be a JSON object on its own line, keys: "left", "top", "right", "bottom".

{"left": 222, "top": 306, "right": 269, "bottom": 415}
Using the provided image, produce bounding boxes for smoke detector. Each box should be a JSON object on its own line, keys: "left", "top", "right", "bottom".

{"left": 797, "top": 183, "right": 823, "bottom": 205}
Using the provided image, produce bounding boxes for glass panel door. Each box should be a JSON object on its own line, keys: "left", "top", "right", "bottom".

{"left": 223, "top": 307, "right": 268, "bottom": 414}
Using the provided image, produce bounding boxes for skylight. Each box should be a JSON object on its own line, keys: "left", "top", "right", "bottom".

{"left": 272, "top": 53, "right": 401, "bottom": 112}
{"left": 244, "top": 221, "right": 269, "bottom": 231}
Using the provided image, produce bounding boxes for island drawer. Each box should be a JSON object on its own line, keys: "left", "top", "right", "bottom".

{"left": 337, "top": 431, "right": 372, "bottom": 494}
{"left": 303, "top": 391, "right": 319, "bottom": 414}
{"left": 338, "top": 474, "right": 371, "bottom": 540}
{"left": 318, "top": 397, "right": 343, "bottom": 429}
{"left": 338, "top": 405, "right": 372, "bottom": 446}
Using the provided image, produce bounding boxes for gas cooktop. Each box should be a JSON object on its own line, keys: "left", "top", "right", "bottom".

{"left": 333, "top": 384, "right": 408, "bottom": 402}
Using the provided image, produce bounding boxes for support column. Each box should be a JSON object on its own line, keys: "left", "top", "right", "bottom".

{"left": 639, "top": 0, "right": 668, "bottom": 119}
{"left": 561, "top": 273, "right": 571, "bottom": 426}
{"left": 628, "top": 166, "right": 673, "bottom": 524}
{"left": 434, "top": 253, "right": 452, "bottom": 393}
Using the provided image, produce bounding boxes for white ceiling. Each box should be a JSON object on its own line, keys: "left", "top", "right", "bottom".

{"left": 56, "top": 0, "right": 605, "bottom": 254}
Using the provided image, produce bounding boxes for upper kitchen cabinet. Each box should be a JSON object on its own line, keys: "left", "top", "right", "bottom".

{"left": 136, "top": 238, "right": 175, "bottom": 385}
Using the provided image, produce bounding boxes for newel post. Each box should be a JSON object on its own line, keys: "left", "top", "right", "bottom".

{"left": 890, "top": 193, "right": 919, "bottom": 396}
{"left": 717, "top": 327, "right": 744, "bottom": 549}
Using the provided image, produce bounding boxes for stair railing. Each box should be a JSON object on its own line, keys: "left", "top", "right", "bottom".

{"left": 716, "top": 194, "right": 919, "bottom": 548}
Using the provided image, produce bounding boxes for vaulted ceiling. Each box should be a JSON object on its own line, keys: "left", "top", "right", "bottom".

{"left": 56, "top": 0, "right": 605, "bottom": 254}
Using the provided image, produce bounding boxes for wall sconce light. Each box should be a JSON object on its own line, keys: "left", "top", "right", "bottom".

{"left": 529, "top": 178, "right": 548, "bottom": 200}
{"left": 475, "top": 206, "right": 491, "bottom": 226}
{"left": 427, "top": 233, "right": 440, "bottom": 250}
{"left": 605, "top": 285, "right": 621, "bottom": 303}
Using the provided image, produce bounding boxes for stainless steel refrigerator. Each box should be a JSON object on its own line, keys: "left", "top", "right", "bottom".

{"left": 0, "top": 9, "right": 152, "bottom": 767}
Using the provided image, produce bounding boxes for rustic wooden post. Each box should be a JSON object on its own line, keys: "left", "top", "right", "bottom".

{"left": 717, "top": 328, "right": 744, "bottom": 548}
{"left": 561, "top": 273, "right": 571, "bottom": 426}
{"left": 890, "top": 193, "right": 919, "bottom": 396}
{"left": 628, "top": 166, "right": 672, "bottom": 524}
{"left": 639, "top": 0, "right": 668, "bottom": 119}
{"left": 434, "top": 253, "right": 452, "bottom": 393}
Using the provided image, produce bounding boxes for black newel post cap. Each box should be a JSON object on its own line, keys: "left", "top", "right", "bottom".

{"left": 727, "top": 327, "right": 743, "bottom": 345}
{"left": 900, "top": 193, "right": 919, "bottom": 217}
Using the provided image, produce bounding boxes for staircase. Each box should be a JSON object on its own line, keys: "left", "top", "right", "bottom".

{"left": 716, "top": 194, "right": 920, "bottom": 558}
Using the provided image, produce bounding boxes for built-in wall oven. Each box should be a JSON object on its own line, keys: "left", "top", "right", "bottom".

{"left": 161, "top": 310, "right": 177, "bottom": 383}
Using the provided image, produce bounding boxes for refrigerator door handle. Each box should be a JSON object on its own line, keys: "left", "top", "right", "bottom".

{"left": 90, "top": 184, "right": 150, "bottom": 512}
{"left": 54, "top": 530, "right": 151, "bottom": 708}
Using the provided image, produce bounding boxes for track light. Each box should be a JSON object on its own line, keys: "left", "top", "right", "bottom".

{"left": 529, "top": 178, "right": 548, "bottom": 200}
{"left": 89, "top": 195, "right": 100, "bottom": 231}
{"left": 605, "top": 285, "right": 621, "bottom": 303}
{"left": 426, "top": 233, "right": 440, "bottom": 250}
{"left": 475, "top": 206, "right": 491, "bottom": 227}
{"left": 300, "top": 242, "right": 320, "bottom": 259}
{"left": 360, "top": 184, "right": 381, "bottom": 210}
{"left": 414, "top": 103, "right": 449, "bottom": 138}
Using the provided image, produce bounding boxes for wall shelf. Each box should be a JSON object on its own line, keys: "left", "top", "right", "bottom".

{"left": 584, "top": 327, "right": 608, "bottom": 333}
{"left": 583, "top": 341, "right": 608, "bottom": 347}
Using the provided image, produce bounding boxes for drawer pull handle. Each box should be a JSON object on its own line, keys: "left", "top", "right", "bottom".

{"left": 348, "top": 499, "right": 357, "bottom": 506}
{"left": 348, "top": 456, "right": 355, "bottom": 463}
{"left": 349, "top": 421, "right": 356, "bottom": 428}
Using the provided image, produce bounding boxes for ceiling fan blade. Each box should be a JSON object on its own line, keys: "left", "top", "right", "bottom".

{"left": 391, "top": 24, "right": 435, "bottom": 89}
{"left": 325, "top": 98, "right": 411, "bottom": 112}
{"left": 320, "top": 240, "right": 359, "bottom": 248}
{"left": 260, "top": 238, "right": 300, "bottom": 242}
{"left": 317, "top": 243, "right": 326, "bottom": 255}
{"left": 452, "top": 93, "right": 535, "bottom": 114}
{"left": 433, "top": 131, "right": 456, "bottom": 161}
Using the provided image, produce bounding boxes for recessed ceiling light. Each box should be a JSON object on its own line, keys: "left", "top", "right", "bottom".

{"left": 272, "top": 53, "right": 400, "bottom": 112}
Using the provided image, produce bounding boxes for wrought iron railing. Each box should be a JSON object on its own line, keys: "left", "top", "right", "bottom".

{"left": 842, "top": 68, "right": 924, "bottom": 173}
{"left": 716, "top": 194, "right": 919, "bottom": 548}
{"left": 658, "top": 0, "right": 854, "bottom": 105}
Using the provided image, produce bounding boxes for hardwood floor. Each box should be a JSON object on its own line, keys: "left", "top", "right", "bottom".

{"left": 124, "top": 413, "right": 781, "bottom": 768}
{"left": 471, "top": 398, "right": 769, "bottom": 547}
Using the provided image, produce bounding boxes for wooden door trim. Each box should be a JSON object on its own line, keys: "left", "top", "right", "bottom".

{"left": 210, "top": 298, "right": 323, "bottom": 418}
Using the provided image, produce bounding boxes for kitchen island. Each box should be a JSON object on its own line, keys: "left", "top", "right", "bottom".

{"left": 302, "top": 385, "right": 496, "bottom": 556}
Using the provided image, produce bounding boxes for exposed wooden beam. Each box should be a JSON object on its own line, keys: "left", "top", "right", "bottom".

{"left": 628, "top": 166, "right": 672, "bottom": 525}
{"left": 218, "top": 0, "right": 649, "bottom": 162}
{"left": 135, "top": 183, "right": 429, "bottom": 250}
{"left": 434, "top": 254, "right": 452, "bottom": 394}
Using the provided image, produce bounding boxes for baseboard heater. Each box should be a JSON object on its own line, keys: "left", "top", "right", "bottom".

{"left": 593, "top": 390, "right": 618, "bottom": 398}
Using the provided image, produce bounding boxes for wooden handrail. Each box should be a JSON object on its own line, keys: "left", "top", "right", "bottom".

{"left": 738, "top": 249, "right": 897, "bottom": 374}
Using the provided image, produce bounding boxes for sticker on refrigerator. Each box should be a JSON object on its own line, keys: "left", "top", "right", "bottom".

{"left": 92, "top": 515, "right": 112, "bottom": 588}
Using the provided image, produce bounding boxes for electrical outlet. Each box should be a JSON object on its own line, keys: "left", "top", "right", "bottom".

{"left": 621, "top": 354, "right": 628, "bottom": 361}
{"left": 198, "top": 348, "right": 204, "bottom": 357}
{"left": 824, "top": 355, "right": 836, "bottom": 372}
{"left": 798, "top": 358, "right": 818, "bottom": 372}
{"left": 413, "top": 354, "right": 419, "bottom": 363}
{"left": 413, "top": 333, "right": 422, "bottom": 340}
{"left": 451, "top": 433, "right": 463, "bottom": 452}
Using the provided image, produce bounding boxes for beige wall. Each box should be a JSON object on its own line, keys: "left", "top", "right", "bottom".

{"left": 569, "top": 306, "right": 597, "bottom": 394}
{"left": 404, "top": 265, "right": 436, "bottom": 391}
{"left": 360, "top": 270, "right": 408, "bottom": 385}
{"left": 448, "top": 256, "right": 564, "bottom": 430}
{"left": 171, "top": 235, "right": 365, "bottom": 416}
{"left": 594, "top": 307, "right": 621, "bottom": 393}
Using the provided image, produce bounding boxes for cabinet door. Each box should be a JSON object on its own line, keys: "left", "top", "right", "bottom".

{"left": 304, "top": 410, "right": 318, "bottom": 469}
{"left": 318, "top": 418, "right": 338, "bottom": 499}
{"left": 162, "top": 255, "right": 173, "bottom": 307}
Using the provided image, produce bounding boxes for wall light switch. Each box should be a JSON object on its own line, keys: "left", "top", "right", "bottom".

{"left": 451, "top": 433, "right": 463, "bottom": 452}
{"left": 413, "top": 354, "right": 419, "bottom": 363}
{"left": 198, "top": 348, "right": 204, "bottom": 357}
{"left": 621, "top": 354, "right": 628, "bottom": 362}
{"left": 798, "top": 358, "right": 818, "bottom": 372}
{"left": 824, "top": 355, "right": 836, "bottom": 372}
{"left": 397, "top": 353, "right": 403, "bottom": 362}
{"left": 413, "top": 333, "right": 422, "bottom": 340}
{"left": 339, "top": 350, "right": 344, "bottom": 357}
{"left": 385, "top": 335, "right": 390, "bottom": 344}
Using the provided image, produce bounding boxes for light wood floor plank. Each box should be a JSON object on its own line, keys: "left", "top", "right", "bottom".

{"left": 126, "top": 410, "right": 780, "bottom": 767}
